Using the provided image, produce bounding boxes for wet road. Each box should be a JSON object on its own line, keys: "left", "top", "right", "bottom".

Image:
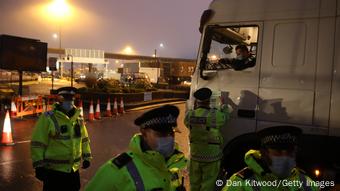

{"left": 0, "top": 102, "right": 189, "bottom": 191}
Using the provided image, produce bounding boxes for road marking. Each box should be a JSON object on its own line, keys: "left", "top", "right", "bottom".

{"left": 0, "top": 159, "right": 29, "bottom": 166}
{"left": 15, "top": 140, "right": 31, "bottom": 144}
{"left": 128, "top": 101, "right": 186, "bottom": 111}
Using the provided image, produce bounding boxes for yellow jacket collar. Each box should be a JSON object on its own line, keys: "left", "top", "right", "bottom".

{"left": 129, "top": 134, "right": 168, "bottom": 171}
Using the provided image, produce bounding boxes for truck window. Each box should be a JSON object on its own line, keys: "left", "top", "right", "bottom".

{"left": 200, "top": 25, "right": 259, "bottom": 71}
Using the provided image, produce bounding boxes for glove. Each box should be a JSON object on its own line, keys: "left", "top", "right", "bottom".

{"left": 82, "top": 160, "right": 90, "bottom": 169}
{"left": 35, "top": 167, "right": 46, "bottom": 181}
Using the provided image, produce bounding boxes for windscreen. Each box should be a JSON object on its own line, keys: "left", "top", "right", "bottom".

{"left": 200, "top": 25, "right": 259, "bottom": 72}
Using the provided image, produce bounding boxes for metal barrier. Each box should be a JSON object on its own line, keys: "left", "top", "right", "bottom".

{"left": 12, "top": 94, "right": 82, "bottom": 118}
{"left": 15, "top": 96, "right": 44, "bottom": 117}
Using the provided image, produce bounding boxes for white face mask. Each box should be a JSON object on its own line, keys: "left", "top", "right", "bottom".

{"left": 61, "top": 100, "right": 74, "bottom": 111}
{"left": 269, "top": 156, "right": 296, "bottom": 178}
{"left": 155, "top": 136, "right": 175, "bottom": 158}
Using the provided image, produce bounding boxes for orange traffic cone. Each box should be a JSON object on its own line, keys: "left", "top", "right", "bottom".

{"left": 79, "top": 100, "right": 84, "bottom": 117}
{"left": 105, "top": 97, "right": 112, "bottom": 117}
{"left": 95, "top": 99, "right": 101, "bottom": 120}
{"left": 119, "top": 97, "right": 125, "bottom": 114}
{"left": 1, "top": 110, "right": 14, "bottom": 146}
{"left": 113, "top": 97, "right": 118, "bottom": 116}
{"left": 88, "top": 100, "right": 94, "bottom": 121}
{"left": 10, "top": 99, "right": 17, "bottom": 118}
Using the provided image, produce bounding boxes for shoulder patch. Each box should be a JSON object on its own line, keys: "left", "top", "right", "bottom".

{"left": 112, "top": 152, "right": 132, "bottom": 169}
{"left": 44, "top": 111, "right": 54, "bottom": 117}
{"left": 236, "top": 167, "right": 254, "bottom": 179}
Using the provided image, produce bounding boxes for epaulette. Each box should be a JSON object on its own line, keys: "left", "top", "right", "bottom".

{"left": 236, "top": 167, "right": 254, "bottom": 179}
{"left": 44, "top": 111, "right": 54, "bottom": 117}
{"left": 112, "top": 152, "right": 132, "bottom": 169}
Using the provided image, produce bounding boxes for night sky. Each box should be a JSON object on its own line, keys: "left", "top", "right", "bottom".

{"left": 0, "top": 0, "right": 211, "bottom": 59}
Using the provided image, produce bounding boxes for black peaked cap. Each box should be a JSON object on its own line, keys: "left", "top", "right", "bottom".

{"left": 257, "top": 126, "right": 302, "bottom": 149}
{"left": 56, "top": 86, "right": 78, "bottom": 95}
{"left": 135, "top": 104, "right": 179, "bottom": 132}
{"left": 194, "top": 87, "right": 212, "bottom": 101}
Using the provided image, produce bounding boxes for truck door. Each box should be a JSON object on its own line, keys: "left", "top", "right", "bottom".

{"left": 258, "top": 19, "right": 319, "bottom": 128}
{"left": 330, "top": 6, "right": 340, "bottom": 136}
{"left": 197, "top": 23, "right": 263, "bottom": 144}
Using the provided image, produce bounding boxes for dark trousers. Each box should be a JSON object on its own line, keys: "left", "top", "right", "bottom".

{"left": 42, "top": 169, "right": 80, "bottom": 191}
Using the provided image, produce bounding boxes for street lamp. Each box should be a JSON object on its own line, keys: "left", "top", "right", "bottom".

{"left": 48, "top": 0, "right": 72, "bottom": 77}
{"left": 153, "top": 43, "right": 164, "bottom": 57}
{"left": 67, "top": 54, "right": 74, "bottom": 87}
{"left": 153, "top": 43, "right": 165, "bottom": 83}
{"left": 122, "top": 46, "right": 135, "bottom": 55}
{"left": 51, "top": 33, "right": 59, "bottom": 90}
{"left": 52, "top": 30, "right": 62, "bottom": 76}
{"left": 48, "top": 0, "right": 71, "bottom": 19}
{"left": 52, "top": 33, "right": 58, "bottom": 39}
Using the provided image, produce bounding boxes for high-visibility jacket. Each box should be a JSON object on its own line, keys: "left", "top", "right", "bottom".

{"left": 184, "top": 105, "right": 229, "bottom": 162}
{"left": 31, "top": 103, "right": 92, "bottom": 173}
{"left": 85, "top": 134, "right": 188, "bottom": 191}
{"left": 222, "top": 150, "right": 319, "bottom": 191}
{"left": 168, "top": 147, "right": 188, "bottom": 190}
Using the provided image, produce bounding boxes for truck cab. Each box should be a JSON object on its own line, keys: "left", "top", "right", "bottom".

{"left": 190, "top": 0, "right": 340, "bottom": 183}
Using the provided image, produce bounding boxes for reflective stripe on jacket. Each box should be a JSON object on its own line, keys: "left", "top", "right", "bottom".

{"left": 31, "top": 103, "right": 92, "bottom": 173}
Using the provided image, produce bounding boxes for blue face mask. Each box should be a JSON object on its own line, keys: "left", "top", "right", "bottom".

{"left": 61, "top": 100, "right": 74, "bottom": 111}
{"left": 156, "top": 136, "right": 175, "bottom": 158}
{"left": 269, "top": 156, "right": 296, "bottom": 178}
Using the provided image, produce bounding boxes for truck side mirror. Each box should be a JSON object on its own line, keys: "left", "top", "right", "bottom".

{"left": 199, "top": 9, "right": 214, "bottom": 33}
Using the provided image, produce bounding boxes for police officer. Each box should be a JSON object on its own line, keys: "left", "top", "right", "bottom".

{"left": 31, "top": 87, "right": 92, "bottom": 191}
{"left": 184, "top": 87, "right": 230, "bottom": 191}
{"left": 85, "top": 104, "right": 187, "bottom": 191}
{"left": 222, "top": 126, "right": 318, "bottom": 191}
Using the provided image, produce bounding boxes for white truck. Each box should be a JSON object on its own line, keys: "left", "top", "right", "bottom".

{"left": 139, "top": 67, "right": 161, "bottom": 83}
{"left": 189, "top": 0, "right": 340, "bottom": 183}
